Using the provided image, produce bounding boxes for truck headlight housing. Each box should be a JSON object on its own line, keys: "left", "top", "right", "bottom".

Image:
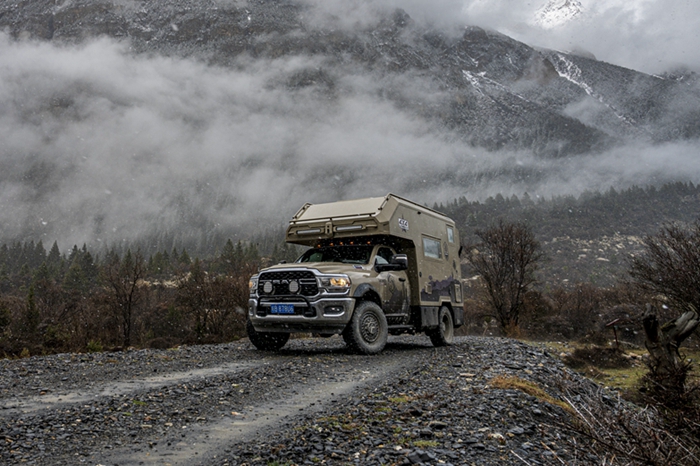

{"left": 330, "top": 277, "right": 350, "bottom": 288}
{"left": 249, "top": 276, "right": 258, "bottom": 294}
{"left": 320, "top": 275, "right": 351, "bottom": 290}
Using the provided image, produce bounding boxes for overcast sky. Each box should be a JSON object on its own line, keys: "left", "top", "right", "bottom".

{"left": 0, "top": 0, "right": 699, "bottom": 249}
{"left": 467, "top": 0, "right": 700, "bottom": 75}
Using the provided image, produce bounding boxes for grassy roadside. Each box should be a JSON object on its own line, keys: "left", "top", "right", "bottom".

{"left": 530, "top": 340, "right": 700, "bottom": 395}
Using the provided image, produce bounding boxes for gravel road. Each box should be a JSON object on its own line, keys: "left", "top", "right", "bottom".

{"left": 1, "top": 335, "right": 607, "bottom": 465}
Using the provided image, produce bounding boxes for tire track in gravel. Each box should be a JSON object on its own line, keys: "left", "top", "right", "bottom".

{"left": 88, "top": 345, "right": 423, "bottom": 466}
{"left": 0, "top": 361, "right": 261, "bottom": 415}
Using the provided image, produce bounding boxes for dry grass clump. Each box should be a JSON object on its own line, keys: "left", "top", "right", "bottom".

{"left": 489, "top": 375, "right": 573, "bottom": 413}
{"left": 557, "top": 381, "right": 700, "bottom": 465}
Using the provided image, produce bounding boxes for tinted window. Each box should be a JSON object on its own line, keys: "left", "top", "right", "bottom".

{"left": 422, "top": 236, "right": 442, "bottom": 259}
{"left": 376, "top": 247, "right": 395, "bottom": 265}
{"left": 297, "top": 245, "right": 374, "bottom": 264}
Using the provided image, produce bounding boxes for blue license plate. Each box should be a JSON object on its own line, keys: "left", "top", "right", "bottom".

{"left": 270, "top": 304, "right": 295, "bottom": 315}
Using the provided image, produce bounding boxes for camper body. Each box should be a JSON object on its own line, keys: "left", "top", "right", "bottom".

{"left": 247, "top": 194, "right": 463, "bottom": 354}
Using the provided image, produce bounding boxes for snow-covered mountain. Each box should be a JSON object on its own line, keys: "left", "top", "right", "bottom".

{"left": 1, "top": 0, "right": 696, "bottom": 154}
{"left": 535, "top": 0, "right": 584, "bottom": 29}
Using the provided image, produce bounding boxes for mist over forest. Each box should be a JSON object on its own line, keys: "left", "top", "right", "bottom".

{"left": 1, "top": 0, "right": 699, "bottom": 251}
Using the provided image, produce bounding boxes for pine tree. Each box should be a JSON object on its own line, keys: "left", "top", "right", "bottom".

{"left": 234, "top": 241, "right": 244, "bottom": 268}
{"left": 245, "top": 243, "right": 260, "bottom": 267}
{"left": 221, "top": 239, "right": 235, "bottom": 264}
{"left": 33, "top": 262, "right": 53, "bottom": 291}
{"left": 179, "top": 249, "right": 191, "bottom": 266}
{"left": 63, "top": 262, "right": 88, "bottom": 293}
{"left": 47, "top": 241, "right": 60, "bottom": 264}
{"left": 24, "top": 285, "right": 39, "bottom": 336}
{"left": 33, "top": 241, "right": 47, "bottom": 268}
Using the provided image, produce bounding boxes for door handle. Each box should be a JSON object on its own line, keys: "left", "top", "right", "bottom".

{"left": 399, "top": 278, "right": 406, "bottom": 282}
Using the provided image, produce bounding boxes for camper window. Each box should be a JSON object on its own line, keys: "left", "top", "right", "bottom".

{"left": 422, "top": 236, "right": 442, "bottom": 259}
{"left": 447, "top": 226, "right": 455, "bottom": 243}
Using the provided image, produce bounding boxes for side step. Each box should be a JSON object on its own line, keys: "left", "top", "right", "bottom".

{"left": 388, "top": 325, "right": 416, "bottom": 335}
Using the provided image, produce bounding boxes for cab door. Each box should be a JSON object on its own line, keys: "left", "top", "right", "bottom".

{"left": 375, "top": 247, "right": 410, "bottom": 317}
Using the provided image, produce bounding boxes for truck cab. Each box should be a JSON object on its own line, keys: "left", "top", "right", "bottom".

{"left": 247, "top": 194, "right": 464, "bottom": 354}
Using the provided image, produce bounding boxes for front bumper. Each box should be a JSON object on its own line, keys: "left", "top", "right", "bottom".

{"left": 248, "top": 296, "right": 355, "bottom": 334}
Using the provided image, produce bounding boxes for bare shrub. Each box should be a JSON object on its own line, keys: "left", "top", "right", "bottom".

{"left": 176, "top": 259, "right": 250, "bottom": 343}
{"left": 637, "top": 304, "right": 700, "bottom": 408}
{"left": 525, "top": 283, "right": 644, "bottom": 344}
{"left": 629, "top": 221, "right": 700, "bottom": 311}
{"left": 100, "top": 249, "right": 148, "bottom": 348}
{"left": 464, "top": 220, "right": 545, "bottom": 332}
{"left": 627, "top": 223, "right": 700, "bottom": 404}
{"left": 556, "top": 380, "right": 700, "bottom": 465}
{"left": 0, "top": 294, "right": 27, "bottom": 356}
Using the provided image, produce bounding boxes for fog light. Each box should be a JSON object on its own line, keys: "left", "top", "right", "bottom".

{"left": 288, "top": 280, "right": 300, "bottom": 294}
{"left": 324, "top": 306, "right": 344, "bottom": 315}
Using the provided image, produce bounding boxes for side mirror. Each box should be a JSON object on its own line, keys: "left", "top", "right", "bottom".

{"left": 391, "top": 254, "right": 408, "bottom": 270}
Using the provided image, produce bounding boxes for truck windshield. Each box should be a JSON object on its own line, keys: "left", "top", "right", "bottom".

{"left": 297, "top": 245, "right": 374, "bottom": 264}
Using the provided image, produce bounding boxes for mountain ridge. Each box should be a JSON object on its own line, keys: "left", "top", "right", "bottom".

{"left": 2, "top": 0, "right": 698, "bottom": 154}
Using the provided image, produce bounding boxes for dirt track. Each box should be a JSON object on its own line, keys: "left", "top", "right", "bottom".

{"left": 1, "top": 335, "right": 602, "bottom": 465}
{"left": 1, "top": 336, "right": 431, "bottom": 465}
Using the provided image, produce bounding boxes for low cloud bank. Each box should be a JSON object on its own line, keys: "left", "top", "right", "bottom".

{"left": 0, "top": 33, "right": 698, "bottom": 249}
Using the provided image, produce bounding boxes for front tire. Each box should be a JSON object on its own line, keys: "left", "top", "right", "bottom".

{"left": 246, "top": 319, "right": 290, "bottom": 351}
{"left": 342, "top": 301, "right": 388, "bottom": 355}
{"left": 428, "top": 306, "right": 454, "bottom": 347}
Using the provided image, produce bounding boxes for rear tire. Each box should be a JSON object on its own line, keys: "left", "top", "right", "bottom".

{"left": 342, "top": 301, "right": 388, "bottom": 355}
{"left": 246, "top": 319, "right": 290, "bottom": 351}
{"left": 428, "top": 306, "right": 454, "bottom": 347}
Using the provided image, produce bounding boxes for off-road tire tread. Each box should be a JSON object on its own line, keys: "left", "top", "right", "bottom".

{"left": 343, "top": 301, "right": 388, "bottom": 355}
{"left": 428, "top": 306, "right": 454, "bottom": 347}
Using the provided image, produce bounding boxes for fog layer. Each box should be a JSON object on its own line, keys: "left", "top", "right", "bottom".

{"left": 0, "top": 25, "right": 698, "bottom": 248}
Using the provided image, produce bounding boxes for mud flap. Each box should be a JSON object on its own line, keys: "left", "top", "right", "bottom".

{"left": 452, "top": 306, "right": 464, "bottom": 327}
{"left": 420, "top": 306, "right": 439, "bottom": 329}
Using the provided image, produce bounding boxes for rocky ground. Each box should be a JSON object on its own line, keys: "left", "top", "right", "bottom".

{"left": 1, "top": 335, "right": 617, "bottom": 465}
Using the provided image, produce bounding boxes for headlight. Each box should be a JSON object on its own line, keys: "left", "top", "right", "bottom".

{"left": 249, "top": 276, "right": 258, "bottom": 293}
{"left": 330, "top": 277, "right": 350, "bottom": 287}
{"left": 320, "top": 276, "right": 351, "bottom": 290}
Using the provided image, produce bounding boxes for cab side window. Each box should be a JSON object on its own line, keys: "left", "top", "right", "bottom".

{"left": 376, "top": 247, "right": 395, "bottom": 265}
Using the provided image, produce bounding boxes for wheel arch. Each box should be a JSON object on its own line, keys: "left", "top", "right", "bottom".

{"left": 353, "top": 284, "right": 382, "bottom": 308}
{"left": 441, "top": 300, "right": 464, "bottom": 328}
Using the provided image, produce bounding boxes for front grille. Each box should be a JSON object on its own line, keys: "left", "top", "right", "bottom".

{"left": 257, "top": 270, "right": 319, "bottom": 296}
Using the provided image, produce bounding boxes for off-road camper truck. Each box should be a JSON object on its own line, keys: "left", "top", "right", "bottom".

{"left": 247, "top": 194, "right": 464, "bottom": 354}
